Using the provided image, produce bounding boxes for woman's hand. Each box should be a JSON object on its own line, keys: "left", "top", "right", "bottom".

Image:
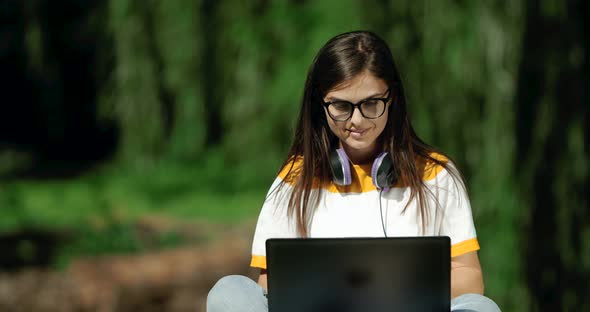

{"left": 258, "top": 269, "right": 268, "bottom": 292}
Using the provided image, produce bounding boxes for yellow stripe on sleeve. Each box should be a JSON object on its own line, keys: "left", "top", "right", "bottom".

{"left": 251, "top": 255, "right": 267, "bottom": 269}
{"left": 451, "top": 238, "right": 480, "bottom": 258}
{"left": 423, "top": 152, "right": 448, "bottom": 181}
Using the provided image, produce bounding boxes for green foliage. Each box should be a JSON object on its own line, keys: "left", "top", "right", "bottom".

{"left": 153, "top": 0, "right": 206, "bottom": 160}
{"left": 0, "top": 152, "right": 272, "bottom": 232}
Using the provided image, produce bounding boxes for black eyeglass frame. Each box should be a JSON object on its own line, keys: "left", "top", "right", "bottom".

{"left": 321, "top": 89, "right": 391, "bottom": 121}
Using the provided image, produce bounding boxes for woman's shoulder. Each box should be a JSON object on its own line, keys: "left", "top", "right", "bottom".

{"left": 277, "top": 155, "right": 304, "bottom": 184}
{"left": 275, "top": 155, "right": 325, "bottom": 189}
{"left": 420, "top": 152, "right": 451, "bottom": 181}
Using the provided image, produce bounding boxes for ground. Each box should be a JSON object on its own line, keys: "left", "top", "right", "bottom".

{"left": 0, "top": 219, "right": 259, "bottom": 312}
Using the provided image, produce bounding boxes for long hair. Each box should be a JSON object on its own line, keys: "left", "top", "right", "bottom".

{"left": 278, "top": 30, "right": 466, "bottom": 237}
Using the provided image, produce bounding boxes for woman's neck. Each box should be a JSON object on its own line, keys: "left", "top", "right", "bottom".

{"left": 341, "top": 141, "right": 380, "bottom": 165}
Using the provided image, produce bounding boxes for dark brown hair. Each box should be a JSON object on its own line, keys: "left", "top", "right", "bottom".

{"left": 278, "top": 30, "right": 466, "bottom": 237}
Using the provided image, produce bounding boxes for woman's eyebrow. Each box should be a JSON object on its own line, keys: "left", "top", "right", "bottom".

{"left": 326, "top": 90, "right": 387, "bottom": 102}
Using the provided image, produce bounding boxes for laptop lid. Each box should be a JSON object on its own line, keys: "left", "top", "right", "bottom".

{"left": 266, "top": 237, "right": 450, "bottom": 312}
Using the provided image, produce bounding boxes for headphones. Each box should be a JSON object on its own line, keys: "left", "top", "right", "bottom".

{"left": 328, "top": 148, "right": 397, "bottom": 190}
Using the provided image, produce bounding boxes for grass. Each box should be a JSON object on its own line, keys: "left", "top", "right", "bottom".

{"left": 0, "top": 153, "right": 281, "bottom": 268}
{"left": 0, "top": 158, "right": 276, "bottom": 231}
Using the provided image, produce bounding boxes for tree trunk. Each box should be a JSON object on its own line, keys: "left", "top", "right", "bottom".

{"left": 515, "top": 0, "right": 589, "bottom": 310}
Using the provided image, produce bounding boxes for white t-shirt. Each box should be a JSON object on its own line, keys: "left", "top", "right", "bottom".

{"left": 251, "top": 154, "right": 479, "bottom": 269}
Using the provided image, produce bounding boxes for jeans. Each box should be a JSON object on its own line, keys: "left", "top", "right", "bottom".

{"left": 207, "top": 275, "right": 501, "bottom": 312}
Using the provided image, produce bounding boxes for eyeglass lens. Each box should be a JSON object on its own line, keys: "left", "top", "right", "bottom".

{"left": 327, "top": 99, "right": 385, "bottom": 121}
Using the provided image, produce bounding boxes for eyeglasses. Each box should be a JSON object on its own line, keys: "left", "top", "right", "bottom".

{"left": 322, "top": 89, "right": 391, "bottom": 121}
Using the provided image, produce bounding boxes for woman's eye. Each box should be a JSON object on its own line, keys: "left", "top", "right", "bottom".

{"left": 364, "top": 99, "right": 379, "bottom": 107}
{"left": 332, "top": 102, "right": 350, "bottom": 111}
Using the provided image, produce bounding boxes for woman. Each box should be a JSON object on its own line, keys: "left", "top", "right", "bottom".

{"left": 207, "top": 31, "right": 500, "bottom": 312}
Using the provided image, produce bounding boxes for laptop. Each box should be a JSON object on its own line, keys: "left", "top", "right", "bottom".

{"left": 266, "top": 237, "right": 450, "bottom": 312}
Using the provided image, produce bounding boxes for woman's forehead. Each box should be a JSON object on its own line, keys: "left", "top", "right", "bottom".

{"left": 324, "top": 73, "right": 388, "bottom": 101}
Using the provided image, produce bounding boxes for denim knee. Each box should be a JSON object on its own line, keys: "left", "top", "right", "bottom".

{"left": 207, "top": 275, "right": 267, "bottom": 312}
{"left": 451, "top": 293, "right": 501, "bottom": 312}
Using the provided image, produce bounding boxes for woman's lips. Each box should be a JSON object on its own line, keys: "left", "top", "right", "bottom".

{"left": 347, "top": 128, "right": 368, "bottom": 138}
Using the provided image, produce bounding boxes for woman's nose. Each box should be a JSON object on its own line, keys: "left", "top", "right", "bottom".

{"left": 349, "top": 106, "right": 365, "bottom": 125}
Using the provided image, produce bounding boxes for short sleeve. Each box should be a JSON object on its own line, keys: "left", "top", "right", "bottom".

{"left": 434, "top": 165, "right": 480, "bottom": 258}
{"left": 250, "top": 177, "right": 298, "bottom": 269}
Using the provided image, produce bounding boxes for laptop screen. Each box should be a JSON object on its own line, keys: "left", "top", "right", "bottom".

{"left": 266, "top": 237, "right": 451, "bottom": 312}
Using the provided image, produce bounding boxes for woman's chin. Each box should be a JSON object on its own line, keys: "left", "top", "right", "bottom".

{"left": 341, "top": 138, "right": 374, "bottom": 152}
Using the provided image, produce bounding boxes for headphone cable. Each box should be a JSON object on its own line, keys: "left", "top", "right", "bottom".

{"left": 379, "top": 188, "right": 388, "bottom": 238}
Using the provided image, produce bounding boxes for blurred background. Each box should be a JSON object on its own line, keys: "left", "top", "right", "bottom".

{"left": 0, "top": 0, "right": 587, "bottom": 311}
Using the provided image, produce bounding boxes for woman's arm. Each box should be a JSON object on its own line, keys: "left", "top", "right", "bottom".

{"left": 258, "top": 269, "right": 268, "bottom": 292}
{"left": 451, "top": 251, "right": 484, "bottom": 298}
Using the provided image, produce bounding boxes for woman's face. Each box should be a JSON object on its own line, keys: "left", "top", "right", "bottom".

{"left": 322, "top": 71, "right": 391, "bottom": 162}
